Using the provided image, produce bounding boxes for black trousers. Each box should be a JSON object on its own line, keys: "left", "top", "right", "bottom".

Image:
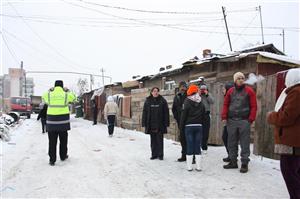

{"left": 150, "top": 131, "right": 164, "bottom": 158}
{"left": 201, "top": 114, "right": 211, "bottom": 150}
{"left": 93, "top": 108, "right": 98, "bottom": 124}
{"left": 177, "top": 122, "right": 186, "bottom": 156}
{"left": 107, "top": 115, "right": 116, "bottom": 135}
{"left": 280, "top": 155, "right": 300, "bottom": 199}
{"left": 41, "top": 119, "right": 46, "bottom": 133}
{"left": 48, "top": 131, "right": 68, "bottom": 163}
{"left": 222, "top": 126, "right": 229, "bottom": 154}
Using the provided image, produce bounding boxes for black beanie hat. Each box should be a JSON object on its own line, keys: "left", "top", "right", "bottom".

{"left": 179, "top": 81, "right": 187, "bottom": 88}
{"left": 54, "top": 80, "right": 64, "bottom": 88}
{"left": 225, "top": 82, "right": 234, "bottom": 91}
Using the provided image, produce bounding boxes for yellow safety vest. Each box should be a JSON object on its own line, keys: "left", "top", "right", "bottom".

{"left": 42, "top": 87, "right": 76, "bottom": 115}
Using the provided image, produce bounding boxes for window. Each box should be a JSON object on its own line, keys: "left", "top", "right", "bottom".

{"left": 164, "top": 80, "right": 176, "bottom": 90}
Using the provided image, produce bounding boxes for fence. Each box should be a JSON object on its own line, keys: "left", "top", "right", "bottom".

{"left": 254, "top": 74, "right": 279, "bottom": 159}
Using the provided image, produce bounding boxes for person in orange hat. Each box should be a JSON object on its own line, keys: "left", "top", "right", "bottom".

{"left": 180, "top": 84, "right": 205, "bottom": 171}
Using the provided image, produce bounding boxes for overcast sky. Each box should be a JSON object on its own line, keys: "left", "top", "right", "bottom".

{"left": 1, "top": 0, "right": 299, "bottom": 95}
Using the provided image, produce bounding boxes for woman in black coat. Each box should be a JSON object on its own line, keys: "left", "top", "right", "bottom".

{"left": 142, "top": 87, "right": 170, "bottom": 160}
{"left": 37, "top": 104, "right": 48, "bottom": 133}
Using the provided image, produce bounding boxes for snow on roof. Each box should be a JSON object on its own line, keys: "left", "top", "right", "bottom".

{"left": 188, "top": 51, "right": 300, "bottom": 66}
{"left": 233, "top": 43, "right": 284, "bottom": 55}
{"left": 239, "top": 51, "right": 300, "bottom": 66}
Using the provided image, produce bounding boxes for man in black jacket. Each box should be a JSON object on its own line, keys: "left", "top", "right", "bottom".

{"left": 172, "top": 81, "right": 187, "bottom": 162}
{"left": 142, "top": 87, "right": 170, "bottom": 160}
{"left": 199, "top": 85, "right": 214, "bottom": 154}
{"left": 37, "top": 104, "right": 48, "bottom": 133}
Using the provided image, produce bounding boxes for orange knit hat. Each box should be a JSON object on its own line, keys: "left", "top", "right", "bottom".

{"left": 187, "top": 84, "right": 199, "bottom": 96}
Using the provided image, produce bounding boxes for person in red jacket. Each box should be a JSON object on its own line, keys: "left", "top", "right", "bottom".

{"left": 221, "top": 72, "right": 257, "bottom": 173}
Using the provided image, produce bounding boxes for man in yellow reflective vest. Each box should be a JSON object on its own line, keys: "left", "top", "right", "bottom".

{"left": 42, "top": 80, "right": 76, "bottom": 166}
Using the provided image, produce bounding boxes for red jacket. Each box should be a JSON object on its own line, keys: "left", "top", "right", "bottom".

{"left": 221, "top": 84, "right": 257, "bottom": 123}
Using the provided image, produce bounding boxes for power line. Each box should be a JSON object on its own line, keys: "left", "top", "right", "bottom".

{"left": 1, "top": 33, "right": 19, "bottom": 65}
{"left": 3, "top": 13, "right": 299, "bottom": 31}
{"left": 7, "top": 3, "right": 92, "bottom": 72}
{"left": 2, "top": 14, "right": 224, "bottom": 28}
{"left": 3, "top": 10, "right": 280, "bottom": 36}
{"left": 3, "top": 13, "right": 282, "bottom": 36}
{"left": 2, "top": 29, "right": 72, "bottom": 68}
{"left": 61, "top": 0, "right": 232, "bottom": 33}
{"left": 76, "top": 0, "right": 223, "bottom": 15}
{"left": 231, "top": 12, "right": 259, "bottom": 46}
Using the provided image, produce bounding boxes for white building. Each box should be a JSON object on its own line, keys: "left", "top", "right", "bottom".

{"left": 0, "top": 68, "right": 34, "bottom": 111}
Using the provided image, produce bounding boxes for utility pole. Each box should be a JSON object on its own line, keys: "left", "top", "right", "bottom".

{"left": 24, "top": 71, "right": 27, "bottom": 97}
{"left": 282, "top": 29, "right": 285, "bottom": 53}
{"left": 222, "top": 6, "right": 232, "bottom": 51}
{"left": 258, "top": 6, "right": 265, "bottom": 44}
{"left": 100, "top": 68, "right": 105, "bottom": 86}
{"left": 1, "top": 77, "right": 4, "bottom": 111}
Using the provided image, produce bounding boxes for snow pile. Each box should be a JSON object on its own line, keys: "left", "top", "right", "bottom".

{"left": 1, "top": 115, "right": 289, "bottom": 198}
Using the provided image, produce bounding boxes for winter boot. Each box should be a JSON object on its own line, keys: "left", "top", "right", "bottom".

{"left": 223, "top": 160, "right": 238, "bottom": 169}
{"left": 150, "top": 156, "right": 157, "bottom": 160}
{"left": 61, "top": 155, "right": 69, "bottom": 161}
{"left": 240, "top": 164, "right": 248, "bottom": 173}
{"left": 223, "top": 156, "right": 231, "bottom": 162}
{"left": 177, "top": 154, "right": 186, "bottom": 162}
{"left": 186, "top": 155, "right": 193, "bottom": 171}
{"left": 195, "top": 155, "right": 202, "bottom": 171}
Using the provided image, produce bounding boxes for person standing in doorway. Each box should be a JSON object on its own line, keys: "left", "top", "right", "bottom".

{"left": 199, "top": 84, "right": 214, "bottom": 154}
{"left": 267, "top": 68, "right": 300, "bottom": 199}
{"left": 180, "top": 84, "right": 205, "bottom": 171}
{"left": 37, "top": 103, "right": 48, "bottom": 134}
{"left": 142, "top": 87, "right": 170, "bottom": 160}
{"left": 172, "top": 81, "right": 187, "bottom": 162}
{"left": 42, "top": 80, "right": 76, "bottom": 166}
{"left": 92, "top": 98, "right": 98, "bottom": 125}
{"left": 221, "top": 72, "right": 257, "bottom": 173}
{"left": 104, "top": 96, "right": 118, "bottom": 137}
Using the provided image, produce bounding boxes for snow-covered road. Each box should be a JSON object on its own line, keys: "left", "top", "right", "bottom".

{"left": 1, "top": 115, "right": 288, "bottom": 198}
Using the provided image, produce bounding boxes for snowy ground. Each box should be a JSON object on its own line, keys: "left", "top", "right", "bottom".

{"left": 1, "top": 115, "right": 289, "bottom": 198}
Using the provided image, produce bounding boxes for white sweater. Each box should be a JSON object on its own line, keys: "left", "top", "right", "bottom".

{"left": 104, "top": 101, "right": 118, "bottom": 119}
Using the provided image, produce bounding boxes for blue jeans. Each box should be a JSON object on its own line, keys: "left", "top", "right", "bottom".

{"left": 185, "top": 125, "right": 203, "bottom": 155}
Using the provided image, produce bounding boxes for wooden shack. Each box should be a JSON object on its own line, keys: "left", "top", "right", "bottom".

{"left": 139, "top": 44, "right": 299, "bottom": 145}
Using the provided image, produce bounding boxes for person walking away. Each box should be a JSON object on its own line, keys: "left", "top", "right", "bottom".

{"left": 172, "top": 81, "right": 188, "bottom": 162}
{"left": 103, "top": 96, "right": 118, "bottom": 137}
{"left": 222, "top": 82, "right": 234, "bottom": 162}
{"left": 199, "top": 84, "right": 214, "bottom": 154}
{"left": 42, "top": 80, "right": 76, "bottom": 166}
{"left": 180, "top": 84, "right": 205, "bottom": 171}
{"left": 267, "top": 68, "right": 300, "bottom": 199}
{"left": 142, "top": 87, "right": 170, "bottom": 160}
{"left": 221, "top": 72, "right": 257, "bottom": 173}
{"left": 37, "top": 103, "right": 48, "bottom": 133}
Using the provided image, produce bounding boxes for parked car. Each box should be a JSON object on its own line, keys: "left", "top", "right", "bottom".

{"left": 10, "top": 97, "right": 32, "bottom": 119}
